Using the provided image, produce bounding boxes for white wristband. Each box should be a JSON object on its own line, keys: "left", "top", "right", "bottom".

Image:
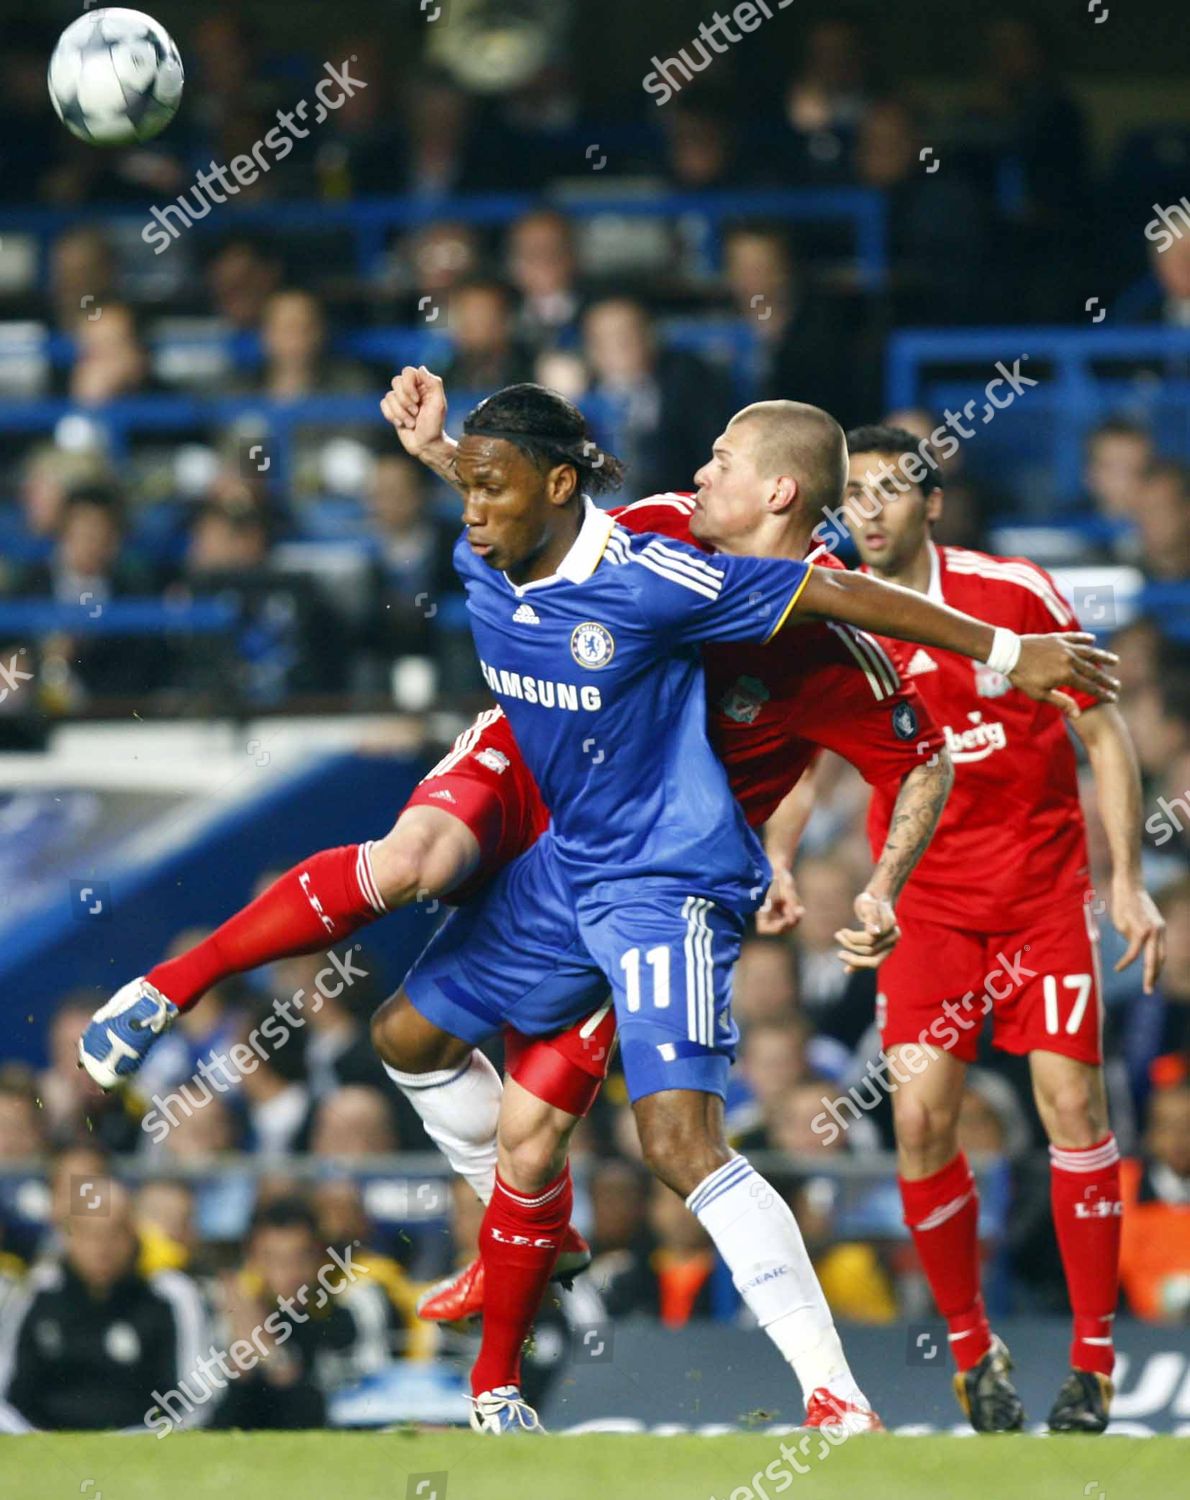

{"left": 985, "top": 627, "right": 1022, "bottom": 676}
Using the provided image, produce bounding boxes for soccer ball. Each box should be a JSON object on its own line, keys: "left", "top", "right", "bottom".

{"left": 48, "top": 8, "right": 184, "bottom": 146}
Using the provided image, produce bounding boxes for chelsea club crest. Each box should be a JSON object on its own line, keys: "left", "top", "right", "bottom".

{"left": 570, "top": 621, "right": 615, "bottom": 669}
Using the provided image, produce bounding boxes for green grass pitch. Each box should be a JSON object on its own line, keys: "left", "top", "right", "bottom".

{"left": 0, "top": 1431, "right": 1180, "bottom": 1500}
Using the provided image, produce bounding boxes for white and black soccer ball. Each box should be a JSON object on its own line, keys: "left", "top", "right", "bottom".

{"left": 48, "top": 8, "right": 184, "bottom": 146}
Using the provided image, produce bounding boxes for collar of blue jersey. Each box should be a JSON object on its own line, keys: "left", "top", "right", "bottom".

{"left": 504, "top": 495, "right": 616, "bottom": 596}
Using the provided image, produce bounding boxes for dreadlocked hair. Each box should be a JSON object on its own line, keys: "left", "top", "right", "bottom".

{"left": 462, "top": 383, "right": 626, "bottom": 496}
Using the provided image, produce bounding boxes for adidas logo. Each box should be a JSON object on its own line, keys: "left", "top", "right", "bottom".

{"left": 512, "top": 603, "right": 540, "bottom": 624}
{"left": 428, "top": 789, "right": 456, "bottom": 803}
{"left": 906, "top": 649, "right": 937, "bottom": 676}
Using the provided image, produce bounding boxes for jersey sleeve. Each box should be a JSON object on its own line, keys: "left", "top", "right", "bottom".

{"left": 629, "top": 535, "right": 812, "bottom": 647}
{"left": 611, "top": 494, "right": 698, "bottom": 541}
{"left": 800, "top": 668, "right": 946, "bottom": 786}
{"left": 1004, "top": 557, "right": 1100, "bottom": 714}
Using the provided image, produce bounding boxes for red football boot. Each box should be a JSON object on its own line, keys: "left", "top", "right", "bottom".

{"left": 803, "top": 1388, "right": 885, "bottom": 1434}
{"left": 417, "top": 1225, "right": 591, "bottom": 1323}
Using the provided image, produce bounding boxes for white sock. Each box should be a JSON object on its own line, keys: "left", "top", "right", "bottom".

{"left": 686, "top": 1155, "right": 867, "bottom": 1409}
{"left": 383, "top": 1051, "right": 501, "bottom": 1204}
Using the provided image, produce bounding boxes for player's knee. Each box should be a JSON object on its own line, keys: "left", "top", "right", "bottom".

{"left": 1038, "top": 1074, "right": 1106, "bottom": 1147}
{"left": 499, "top": 1129, "right": 565, "bottom": 1194}
{"left": 370, "top": 829, "right": 437, "bottom": 908}
{"left": 893, "top": 1093, "right": 957, "bottom": 1163}
{"left": 636, "top": 1114, "right": 723, "bottom": 1198}
{"left": 370, "top": 990, "right": 467, "bottom": 1074}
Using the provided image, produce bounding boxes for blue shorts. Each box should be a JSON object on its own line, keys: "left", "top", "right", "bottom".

{"left": 403, "top": 835, "right": 745, "bottom": 1102}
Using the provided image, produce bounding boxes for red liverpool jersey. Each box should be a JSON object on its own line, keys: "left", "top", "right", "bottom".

{"left": 865, "top": 542, "right": 1097, "bottom": 931}
{"left": 614, "top": 495, "right": 944, "bottom": 826}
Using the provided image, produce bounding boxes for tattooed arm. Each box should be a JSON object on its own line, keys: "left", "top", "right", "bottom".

{"left": 835, "top": 749, "right": 954, "bottom": 971}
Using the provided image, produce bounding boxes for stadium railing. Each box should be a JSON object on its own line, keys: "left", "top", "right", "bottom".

{"left": 0, "top": 184, "right": 889, "bottom": 289}
{"left": 885, "top": 325, "right": 1190, "bottom": 511}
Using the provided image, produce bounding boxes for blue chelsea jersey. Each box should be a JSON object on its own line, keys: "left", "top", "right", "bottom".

{"left": 453, "top": 498, "right": 812, "bottom": 909}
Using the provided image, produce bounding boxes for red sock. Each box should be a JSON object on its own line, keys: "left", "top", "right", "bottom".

{"left": 147, "top": 843, "right": 386, "bottom": 1010}
{"left": 1049, "top": 1134, "right": 1121, "bottom": 1377}
{"left": 900, "top": 1152, "right": 990, "bottom": 1373}
{"left": 470, "top": 1167, "right": 572, "bottom": 1397}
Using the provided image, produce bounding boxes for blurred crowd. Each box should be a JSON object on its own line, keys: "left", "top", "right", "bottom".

{"left": 0, "top": 13, "right": 1187, "bottom": 724}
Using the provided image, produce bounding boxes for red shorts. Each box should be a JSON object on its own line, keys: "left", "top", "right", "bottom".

{"left": 403, "top": 708, "right": 550, "bottom": 903}
{"left": 504, "top": 1002, "right": 617, "bottom": 1117}
{"left": 877, "top": 893, "right": 1103, "bottom": 1065}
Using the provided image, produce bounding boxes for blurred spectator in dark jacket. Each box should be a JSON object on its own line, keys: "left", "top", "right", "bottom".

{"left": 441, "top": 277, "right": 534, "bottom": 392}
{"left": 661, "top": 99, "right": 744, "bottom": 192}
{"left": 205, "top": 238, "right": 284, "bottom": 333}
{"left": 583, "top": 296, "right": 734, "bottom": 499}
{"left": 38, "top": 994, "right": 142, "bottom": 1154}
{"left": 965, "top": 16, "right": 1089, "bottom": 319}
{"left": 13, "top": 483, "right": 165, "bottom": 704}
{"left": 1120, "top": 1083, "right": 1190, "bottom": 1322}
{"left": 365, "top": 452, "right": 458, "bottom": 635}
{"left": 721, "top": 224, "right": 866, "bottom": 427}
{"left": 1135, "top": 461, "right": 1190, "bottom": 582}
{"left": 358, "top": 451, "right": 460, "bottom": 689}
{"left": 856, "top": 98, "right": 992, "bottom": 324}
{"left": 181, "top": 503, "right": 344, "bottom": 704}
{"left": 1080, "top": 417, "right": 1154, "bottom": 529}
{"left": 1116, "top": 210, "right": 1190, "bottom": 327}
{"left": 403, "top": 74, "right": 475, "bottom": 199}
{"left": 392, "top": 220, "right": 482, "bottom": 321}
{"left": 507, "top": 209, "right": 586, "bottom": 352}
{"left": 12, "top": 446, "right": 113, "bottom": 557}
{"left": 211, "top": 1196, "right": 394, "bottom": 1429}
{"left": 0, "top": 1179, "right": 210, "bottom": 1432}
{"left": 256, "top": 290, "right": 368, "bottom": 401}
{"left": 730, "top": 1019, "right": 810, "bottom": 1147}
{"left": 307, "top": 1086, "right": 398, "bottom": 1160}
{"left": 731, "top": 935, "right": 800, "bottom": 1028}
{"left": 311, "top": 1178, "right": 434, "bottom": 1358}
{"left": 48, "top": 227, "right": 118, "bottom": 335}
{"left": 68, "top": 304, "right": 159, "bottom": 407}
{"left": 593, "top": 1180, "right": 717, "bottom": 1326}
{"left": 772, "top": 18, "right": 875, "bottom": 183}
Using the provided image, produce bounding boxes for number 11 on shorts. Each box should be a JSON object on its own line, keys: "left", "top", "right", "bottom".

{"left": 621, "top": 945, "right": 671, "bottom": 1011}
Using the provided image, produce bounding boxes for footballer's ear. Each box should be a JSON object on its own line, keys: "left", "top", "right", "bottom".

{"left": 769, "top": 474, "right": 799, "bottom": 515}
{"left": 546, "top": 461, "right": 579, "bottom": 507}
{"left": 926, "top": 485, "right": 944, "bottom": 526}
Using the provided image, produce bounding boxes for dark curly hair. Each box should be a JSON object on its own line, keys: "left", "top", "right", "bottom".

{"left": 462, "top": 382, "right": 626, "bottom": 496}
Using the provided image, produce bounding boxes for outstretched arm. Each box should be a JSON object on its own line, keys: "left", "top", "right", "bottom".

{"left": 1072, "top": 704, "right": 1167, "bottom": 993}
{"left": 756, "top": 763, "right": 818, "bottom": 935}
{"left": 380, "top": 366, "right": 464, "bottom": 496}
{"left": 793, "top": 566, "right": 1119, "bottom": 716}
{"left": 834, "top": 750, "right": 955, "bottom": 971}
